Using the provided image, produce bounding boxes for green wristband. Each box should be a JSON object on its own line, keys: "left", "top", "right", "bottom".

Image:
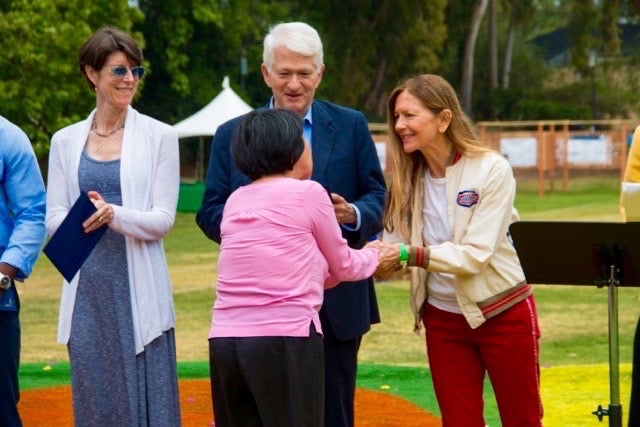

{"left": 399, "top": 244, "right": 409, "bottom": 264}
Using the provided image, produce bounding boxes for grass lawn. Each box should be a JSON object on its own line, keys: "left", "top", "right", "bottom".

{"left": 17, "top": 173, "right": 639, "bottom": 426}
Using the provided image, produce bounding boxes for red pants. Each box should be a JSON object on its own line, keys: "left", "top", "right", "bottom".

{"left": 423, "top": 296, "right": 543, "bottom": 427}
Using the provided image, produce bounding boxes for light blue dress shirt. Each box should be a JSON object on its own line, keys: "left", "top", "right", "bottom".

{"left": 0, "top": 115, "right": 47, "bottom": 310}
{"left": 267, "top": 99, "right": 361, "bottom": 230}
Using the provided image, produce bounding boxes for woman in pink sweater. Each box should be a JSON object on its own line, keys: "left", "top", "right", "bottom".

{"left": 208, "top": 109, "right": 380, "bottom": 427}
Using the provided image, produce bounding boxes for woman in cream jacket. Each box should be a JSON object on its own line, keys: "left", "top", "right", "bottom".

{"left": 376, "top": 74, "right": 543, "bottom": 427}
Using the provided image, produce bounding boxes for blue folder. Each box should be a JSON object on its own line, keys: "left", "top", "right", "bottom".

{"left": 43, "top": 191, "right": 107, "bottom": 282}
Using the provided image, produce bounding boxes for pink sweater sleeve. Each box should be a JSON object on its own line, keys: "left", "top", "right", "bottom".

{"left": 305, "top": 183, "right": 379, "bottom": 288}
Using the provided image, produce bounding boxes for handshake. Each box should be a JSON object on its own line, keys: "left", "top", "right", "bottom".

{"left": 363, "top": 240, "right": 406, "bottom": 280}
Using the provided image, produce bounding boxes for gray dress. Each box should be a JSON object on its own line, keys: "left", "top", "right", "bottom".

{"left": 68, "top": 150, "right": 181, "bottom": 426}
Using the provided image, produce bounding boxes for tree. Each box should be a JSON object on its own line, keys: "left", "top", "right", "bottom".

{"left": 5, "top": 0, "right": 640, "bottom": 157}
{"left": 0, "top": 0, "right": 141, "bottom": 157}
{"left": 289, "top": 0, "right": 447, "bottom": 119}
{"left": 502, "top": 0, "right": 536, "bottom": 89}
{"left": 134, "top": 0, "right": 289, "bottom": 124}
{"left": 460, "top": 0, "right": 489, "bottom": 115}
{"left": 567, "top": 0, "right": 599, "bottom": 75}
{"left": 601, "top": 0, "right": 621, "bottom": 55}
{"left": 133, "top": 0, "right": 222, "bottom": 123}
{"left": 489, "top": 0, "right": 499, "bottom": 89}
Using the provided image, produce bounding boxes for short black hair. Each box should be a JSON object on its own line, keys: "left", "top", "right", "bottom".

{"left": 232, "top": 109, "right": 305, "bottom": 180}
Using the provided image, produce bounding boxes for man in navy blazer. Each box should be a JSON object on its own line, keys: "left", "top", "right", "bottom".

{"left": 196, "top": 22, "right": 386, "bottom": 427}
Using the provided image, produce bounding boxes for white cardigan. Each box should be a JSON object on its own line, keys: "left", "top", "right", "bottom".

{"left": 46, "top": 106, "right": 179, "bottom": 354}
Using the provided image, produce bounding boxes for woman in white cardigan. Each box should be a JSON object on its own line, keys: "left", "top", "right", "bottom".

{"left": 46, "top": 27, "right": 181, "bottom": 426}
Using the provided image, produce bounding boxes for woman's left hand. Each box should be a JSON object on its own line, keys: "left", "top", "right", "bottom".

{"left": 83, "top": 190, "right": 114, "bottom": 233}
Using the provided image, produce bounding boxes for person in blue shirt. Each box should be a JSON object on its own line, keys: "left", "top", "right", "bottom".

{"left": 0, "top": 114, "right": 47, "bottom": 427}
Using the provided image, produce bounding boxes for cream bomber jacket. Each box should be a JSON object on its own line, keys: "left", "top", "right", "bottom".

{"left": 383, "top": 152, "right": 530, "bottom": 332}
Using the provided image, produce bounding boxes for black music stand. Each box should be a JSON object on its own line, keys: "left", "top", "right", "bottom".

{"left": 509, "top": 221, "right": 640, "bottom": 427}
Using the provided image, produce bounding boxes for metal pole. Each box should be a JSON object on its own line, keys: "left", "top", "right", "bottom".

{"left": 607, "top": 265, "right": 622, "bottom": 427}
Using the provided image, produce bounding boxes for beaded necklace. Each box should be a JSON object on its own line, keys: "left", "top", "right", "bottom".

{"left": 91, "top": 116, "right": 125, "bottom": 137}
{"left": 91, "top": 116, "right": 124, "bottom": 155}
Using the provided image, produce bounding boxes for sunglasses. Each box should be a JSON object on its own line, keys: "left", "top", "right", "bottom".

{"left": 109, "top": 65, "right": 145, "bottom": 80}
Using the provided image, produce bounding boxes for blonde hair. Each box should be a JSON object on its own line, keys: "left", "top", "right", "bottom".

{"left": 383, "top": 74, "right": 490, "bottom": 238}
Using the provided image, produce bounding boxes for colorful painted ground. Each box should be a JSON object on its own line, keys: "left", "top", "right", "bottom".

{"left": 16, "top": 362, "right": 634, "bottom": 426}
{"left": 18, "top": 380, "right": 441, "bottom": 426}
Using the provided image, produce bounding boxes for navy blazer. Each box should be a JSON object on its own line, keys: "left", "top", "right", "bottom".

{"left": 196, "top": 100, "right": 387, "bottom": 340}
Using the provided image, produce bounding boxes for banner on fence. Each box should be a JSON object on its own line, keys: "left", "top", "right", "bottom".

{"left": 567, "top": 135, "right": 610, "bottom": 165}
{"left": 500, "top": 137, "right": 537, "bottom": 167}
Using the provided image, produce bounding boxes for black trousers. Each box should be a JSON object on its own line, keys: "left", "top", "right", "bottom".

{"left": 0, "top": 287, "right": 21, "bottom": 427}
{"left": 629, "top": 315, "right": 640, "bottom": 427}
{"left": 320, "top": 309, "right": 362, "bottom": 427}
{"left": 209, "top": 324, "right": 324, "bottom": 427}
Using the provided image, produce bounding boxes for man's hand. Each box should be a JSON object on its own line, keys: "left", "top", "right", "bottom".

{"left": 330, "top": 193, "right": 357, "bottom": 225}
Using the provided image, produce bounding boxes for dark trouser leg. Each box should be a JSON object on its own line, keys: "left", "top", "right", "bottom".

{"left": 320, "top": 309, "right": 360, "bottom": 427}
{"left": 0, "top": 288, "right": 22, "bottom": 427}
{"left": 210, "top": 324, "right": 324, "bottom": 427}
{"left": 210, "top": 337, "right": 262, "bottom": 427}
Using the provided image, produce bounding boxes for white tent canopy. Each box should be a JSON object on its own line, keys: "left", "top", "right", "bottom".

{"left": 173, "top": 76, "right": 253, "bottom": 138}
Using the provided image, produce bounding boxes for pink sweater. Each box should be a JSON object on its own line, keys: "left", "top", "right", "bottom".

{"left": 209, "top": 177, "right": 378, "bottom": 338}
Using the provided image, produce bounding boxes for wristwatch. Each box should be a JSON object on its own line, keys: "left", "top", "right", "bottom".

{"left": 0, "top": 273, "right": 11, "bottom": 290}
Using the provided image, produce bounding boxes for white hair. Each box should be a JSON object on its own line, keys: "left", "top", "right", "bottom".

{"left": 263, "top": 22, "right": 324, "bottom": 70}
